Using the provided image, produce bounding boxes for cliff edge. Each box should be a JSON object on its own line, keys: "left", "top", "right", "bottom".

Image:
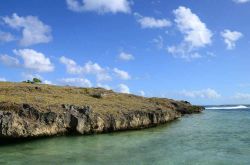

{"left": 0, "top": 82, "right": 203, "bottom": 138}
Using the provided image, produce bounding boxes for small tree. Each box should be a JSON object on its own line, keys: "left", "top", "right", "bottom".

{"left": 22, "top": 78, "right": 42, "bottom": 84}
{"left": 33, "top": 78, "right": 42, "bottom": 84}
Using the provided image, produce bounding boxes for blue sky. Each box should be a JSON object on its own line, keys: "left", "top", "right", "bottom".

{"left": 1, "top": 0, "right": 250, "bottom": 105}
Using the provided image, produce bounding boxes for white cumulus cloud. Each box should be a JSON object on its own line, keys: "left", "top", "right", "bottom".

{"left": 0, "top": 77, "right": 7, "bottom": 82}
{"left": 180, "top": 88, "right": 221, "bottom": 99}
{"left": 60, "top": 77, "right": 92, "bottom": 87}
{"left": 14, "top": 49, "right": 54, "bottom": 72}
{"left": 66, "top": 0, "right": 131, "bottom": 14}
{"left": 60, "top": 56, "right": 111, "bottom": 82}
{"left": 168, "top": 6, "right": 212, "bottom": 60}
{"left": 0, "top": 54, "right": 20, "bottom": 67}
{"left": 167, "top": 45, "right": 203, "bottom": 59}
{"left": 3, "top": 13, "right": 52, "bottom": 46}
{"left": 0, "top": 31, "right": 15, "bottom": 43}
{"left": 60, "top": 56, "right": 83, "bottom": 74}
{"left": 84, "top": 61, "right": 112, "bottom": 81}
{"left": 221, "top": 29, "right": 243, "bottom": 50}
{"left": 174, "top": 6, "right": 212, "bottom": 47}
{"left": 118, "top": 52, "right": 134, "bottom": 61}
{"left": 139, "top": 90, "right": 145, "bottom": 96}
{"left": 136, "top": 15, "right": 172, "bottom": 29}
{"left": 113, "top": 68, "right": 131, "bottom": 80}
{"left": 118, "top": 84, "right": 130, "bottom": 94}
{"left": 43, "top": 80, "right": 53, "bottom": 85}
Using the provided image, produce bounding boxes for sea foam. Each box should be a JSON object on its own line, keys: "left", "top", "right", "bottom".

{"left": 205, "top": 105, "right": 248, "bottom": 110}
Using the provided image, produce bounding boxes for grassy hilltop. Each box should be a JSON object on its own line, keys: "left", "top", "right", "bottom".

{"left": 0, "top": 82, "right": 201, "bottom": 115}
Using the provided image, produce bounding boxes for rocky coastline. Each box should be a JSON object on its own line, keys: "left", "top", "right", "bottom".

{"left": 0, "top": 82, "right": 203, "bottom": 139}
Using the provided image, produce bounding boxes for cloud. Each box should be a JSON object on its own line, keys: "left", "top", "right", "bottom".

{"left": 168, "top": 6, "right": 212, "bottom": 60}
{"left": 234, "top": 93, "right": 250, "bottom": 100}
{"left": 3, "top": 13, "right": 52, "bottom": 46}
{"left": 66, "top": 0, "right": 131, "bottom": 14}
{"left": 60, "top": 56, "right": 111, "bottom": 82}
{"left": 118, "top": 84, "right": 130, "bottom": 93}
{"left": 139, "top": 90, "right": 145, "bottom": 96}
{"left": 152, "top": 35, "right": 164, "bottom": 49}
{"left": 0, "top": 31, "right": 15, "bottom": 43}
{"left": 0, "top": 54, "right": 20, "bottom": 67}
{"left": 0, "top": 77, "right": 7, "bottom": 82}
{"left": 60, "top": 56, "right": 83, "bottom": 74}
{"left": 14, "top": 49, "right": 54, "bottom": 72}
{"left": 43, "top": 80, "right": 53, "bottom": 85}
{"left": 233, "top": 0, "right": 250, "bottom": 3}
{"left": 136, "top": 14, "right": 172, "bottom": 29}
{"left": 221, "top": 29, "right": 243, "bottom": 50}
{"left": 118, "top": 52, "right": 134, "bottom": 61}
{"left": 113, "top": 68, "right": 131, "bottom": 80}
{"left": 60, "top": 77, "right": 92, "bottom": 87}
{"left": 167, "top": 45, "right": 202, "bottom": 59}
{"left": 180, "top": 88, "right": 221, "bottom": 99}
{"left": 60, "top": 56, "right": 133, "bottom": 82}
{"left": 174, "top": 6, "right": 212, "bottom": 47}
{"left": 84, "top": 61, "right": 112, "bottom": 81}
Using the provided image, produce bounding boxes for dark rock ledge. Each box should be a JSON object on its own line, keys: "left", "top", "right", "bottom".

{"left": 0, "top": 103, "right": 203, "bottom": 138}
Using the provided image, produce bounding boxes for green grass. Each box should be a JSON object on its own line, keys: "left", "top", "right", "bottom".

{"left": 0, "top": 82, "right": 198, "bottom": 115}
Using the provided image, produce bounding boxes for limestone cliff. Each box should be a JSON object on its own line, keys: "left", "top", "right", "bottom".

{"left": 0, "top": 82, "right": 203, "bottom": 138}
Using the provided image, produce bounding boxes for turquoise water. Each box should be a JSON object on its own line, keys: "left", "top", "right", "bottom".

{"left": 1, "top": 108, "right": 250, "bottom": 165}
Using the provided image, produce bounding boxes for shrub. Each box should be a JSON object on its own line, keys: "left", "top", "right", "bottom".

{"left": 90, "top": 93, "right": 103, "bottom": 99}
{"left": 33, "top": 78, "right": 42, "bottom": 83}
{"left": 23, "top": 78, "right": 42, "bottom": 84}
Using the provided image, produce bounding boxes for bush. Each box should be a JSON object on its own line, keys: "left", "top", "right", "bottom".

{"left": 33, "top": 78, "right": 42, "bottom": 83}
{"left": 92, "top": 93, "right": 102, "bottom": 99}
{"left": 23, "top": 78, "right": 42, "bottom": 84}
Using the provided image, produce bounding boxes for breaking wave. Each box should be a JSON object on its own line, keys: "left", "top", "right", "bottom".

{"left": 205, "top": 105, "right": 248, "bottom": 110}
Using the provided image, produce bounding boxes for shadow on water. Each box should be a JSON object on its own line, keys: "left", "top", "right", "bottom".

{"left": 0, "top": 136, "right": 54, "bottom": 147}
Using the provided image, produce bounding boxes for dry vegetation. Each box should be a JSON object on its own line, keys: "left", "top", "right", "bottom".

{"left": 0, "top": 82, "right": 193, "bottom": 115}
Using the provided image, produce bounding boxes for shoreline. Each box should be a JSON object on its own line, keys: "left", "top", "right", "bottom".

{"left": 0, "top": 104, "right": 203, "bottom": 139}
{"left": 0, "top": 82, "right": 204, "bottom": 139}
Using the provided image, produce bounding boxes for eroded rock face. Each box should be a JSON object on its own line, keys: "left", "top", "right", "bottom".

{"left": 0, "top": 82, "right": 204, "bottom": 138}
{"left": 0, "top": 104, "right": 67, "bottom": 138}
{"left": 0, "top": 103, "right": 203, "bottom": 138}
{"left": 62, "top": 105, "right": 182, "bottom": 135}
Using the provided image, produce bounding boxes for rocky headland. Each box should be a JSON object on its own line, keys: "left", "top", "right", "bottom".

{"left": 0, "top": 82, "right": 203, "bottom": 138}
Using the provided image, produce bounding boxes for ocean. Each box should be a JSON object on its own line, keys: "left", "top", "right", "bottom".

{"left": 0, "top": 105, "right": 250, "bottom": 165}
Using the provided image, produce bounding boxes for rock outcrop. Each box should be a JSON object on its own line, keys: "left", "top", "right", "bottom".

{"left": 0, "top": 82, "right": 204, "bottom": 138}
{"left": 0, "top": 103, "right": 203, "bottom": 138}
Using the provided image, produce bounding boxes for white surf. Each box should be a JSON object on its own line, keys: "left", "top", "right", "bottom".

{"left": 206, "top": 105, "right": 248, "bottom": 110}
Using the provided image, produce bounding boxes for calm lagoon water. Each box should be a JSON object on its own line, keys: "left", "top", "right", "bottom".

{"left": 0, "top": 107, "right": 250, "bottom": 165}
